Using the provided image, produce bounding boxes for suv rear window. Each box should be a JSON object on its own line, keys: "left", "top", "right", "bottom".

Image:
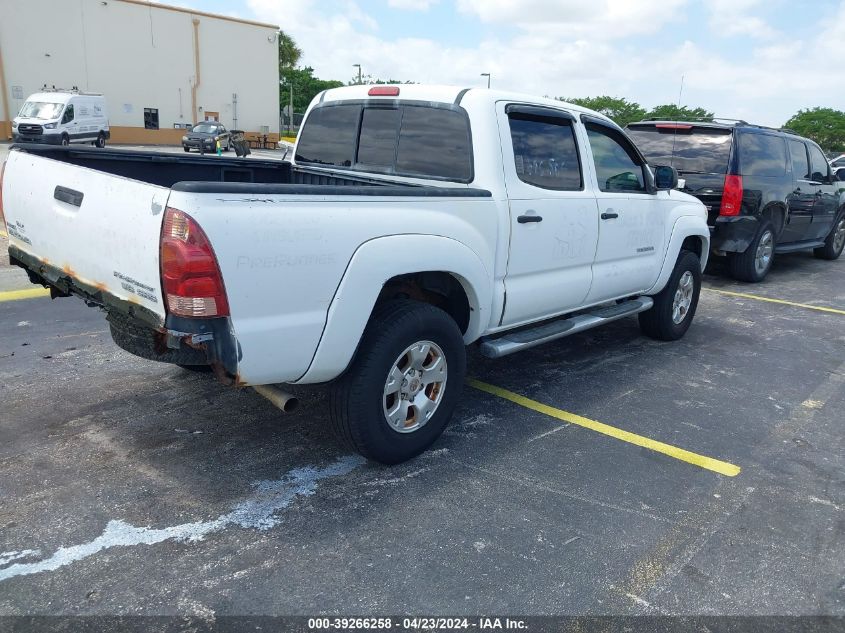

{"left": 738, "top": 133, "right": 787, "bottom": 177}
{"left": 626, "top": 124, "right": 733, "bottom": 175}
{"left": 296, "top": 103, "right": 473, "bottom": 182}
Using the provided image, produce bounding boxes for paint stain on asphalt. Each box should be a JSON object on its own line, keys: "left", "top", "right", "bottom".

{"left": 0, "top": 455, "right": 365, "bottom": 583}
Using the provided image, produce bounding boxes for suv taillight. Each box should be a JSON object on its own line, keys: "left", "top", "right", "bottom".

{"left": 0, "top": 161, "right": 7, "bottom": 232}
{"left": 160, "top": 207, "right": 229, "bottom": 318}
{"left": 719, "top": 174, "right": 743, "bottom": 216}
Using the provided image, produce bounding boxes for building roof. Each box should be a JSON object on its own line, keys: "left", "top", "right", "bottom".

{"left": 116, "top": 0, "right": 279, "bottom": 30}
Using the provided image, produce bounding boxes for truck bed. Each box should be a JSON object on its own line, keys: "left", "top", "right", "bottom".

{"left": 10, "top": 143, "right": 473, "bottom": 195}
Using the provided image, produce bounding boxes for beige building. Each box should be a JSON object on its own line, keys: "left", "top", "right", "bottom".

{"left": 0, "top": 0, "right": 280, "bottom": 144}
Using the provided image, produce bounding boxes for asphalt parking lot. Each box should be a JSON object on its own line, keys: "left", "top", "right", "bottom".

{"left": 1, "top": 142, "right": 844, "bottom": 618}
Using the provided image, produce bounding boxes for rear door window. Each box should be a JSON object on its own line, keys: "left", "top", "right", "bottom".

{"left": 787, "top": 140, "right": 810, "bottom": 179}
{"left": 626, "top": 125, "right": 732, "bottom": 174}
{"left": 295, "top": 104, "right": 361, "bottom": 167}
{"left": 508, "top": 114, "right": 582, "bottom": 190}
{"left": 738, "top": 133, "right": 787, "bottom": 177}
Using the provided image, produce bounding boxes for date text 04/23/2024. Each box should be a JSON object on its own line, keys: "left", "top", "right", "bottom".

{"left": 307, "top": 617, "right": 528, "bottom": 630}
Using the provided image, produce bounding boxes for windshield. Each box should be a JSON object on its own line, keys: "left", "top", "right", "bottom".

{"left": 18, "top": 101, "right": 64, "bottom": 120}
{"left": 192, "top": 123, "right": 220, "bottom": 134}
{"left": 627, "top": 125, "right": 733, "bottom": 174}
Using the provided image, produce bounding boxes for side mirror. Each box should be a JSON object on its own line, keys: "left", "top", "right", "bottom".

{"left": 654, "top": 165, "right": 679, "bottom": 191}
{"left": 835, "top": 168, "right": 845, "bottom": 182}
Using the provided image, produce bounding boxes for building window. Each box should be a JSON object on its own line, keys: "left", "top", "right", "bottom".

{"left": 144, "top": 108, "right": 159, "bottom": 130}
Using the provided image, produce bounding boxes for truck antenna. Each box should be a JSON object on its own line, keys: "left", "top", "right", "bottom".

{"left": 670, "top": 73, "right": 685, "bottom": 170}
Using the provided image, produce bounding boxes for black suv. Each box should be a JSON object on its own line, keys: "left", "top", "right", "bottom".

{"left": 626, "top": 120, "right": 845, "bottom": 282}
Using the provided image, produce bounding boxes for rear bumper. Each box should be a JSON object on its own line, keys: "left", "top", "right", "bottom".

{"left": 8, "top": 244, "right": 240, "bottom": 381}
{"left": 710, "top": 216, "right": 759, "bottom": 253}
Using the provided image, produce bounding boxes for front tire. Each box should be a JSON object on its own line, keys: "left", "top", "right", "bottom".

{"left": 183, "top": 146, "right": 191, "bottom": 153}
{"left": 728, "top": 220, "right": 775, "bottom": 282}
{"left": 814, "top": 212, "right": 845, "bottom": 261}
{"left": 329, "top": 299, "right": 466, "bottom": 464}
{"left": 60, "top": 135, "right": 69, "bottom": 147}
{"left": 639, "top": 250, "right": 702, "bottom": 341}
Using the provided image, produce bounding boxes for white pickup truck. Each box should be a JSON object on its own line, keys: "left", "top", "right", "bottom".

{"left": 1, "top": 85, "right": 709, "bottom": 463}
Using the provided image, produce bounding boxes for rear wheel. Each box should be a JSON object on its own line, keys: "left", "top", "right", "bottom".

{"left": 639, "top": 250, "right": 702, "bottom": 341}
{"left": 329, "top": 299, "right": 466, "bottom": 464}
{"left": 728, "top": 220, "right": 775, "bottom": 282}
{"left": 814, "top": 213, "right": 845, "bottom": 261}
{"left": 95, "top": 132, "right": 106, "bottom": 148}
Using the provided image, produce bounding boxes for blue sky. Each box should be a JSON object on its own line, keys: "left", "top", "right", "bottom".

{"left": 186, "top": 0, "right": 844, "bottom": 126}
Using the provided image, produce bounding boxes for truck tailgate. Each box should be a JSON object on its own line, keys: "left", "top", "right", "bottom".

{"left": 3, "top": 149, "right": 169, "bottom": 322}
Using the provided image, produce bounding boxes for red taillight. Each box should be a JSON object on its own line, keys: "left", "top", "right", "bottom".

{"left": 160, "top": 207, "right": 229, "bottom": 318}
{"left": 0, "top": 161, "right": 7, "bottom": 232}
{"left": 655, "top": 123, "right": 693, "bottom": 130}
{"left": 368, "top": 86, "right": 400, "bottom": 97}
{"left": 719, "top": 175, "right": 743, "bottom": 216}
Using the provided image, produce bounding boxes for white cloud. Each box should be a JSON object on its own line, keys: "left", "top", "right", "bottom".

{"left": 456, "top": 0, "right": 689, "bottom": 37}
{"left": 707, "top": 0, "right": 778, "bottom": 39}
{"left": 388, "top": 0, "right": 439, "bottom": 10}
{"left": 247, "top": 0, "right": 845, "bottom": 126}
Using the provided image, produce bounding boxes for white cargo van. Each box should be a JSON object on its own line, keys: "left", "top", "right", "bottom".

{"left": 12, "top": 89, "right": 110, "bottom": 147}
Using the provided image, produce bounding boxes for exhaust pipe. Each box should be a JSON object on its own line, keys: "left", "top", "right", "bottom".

{"left": 253, "top": 384, "right": 299, "bottom": 413}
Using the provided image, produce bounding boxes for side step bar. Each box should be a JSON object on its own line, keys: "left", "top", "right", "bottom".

{"left": 775, "top": 240, "right": 824, "bottom": 254}
{"left": 479, "top": 297, "right": 653, "bottom": 359}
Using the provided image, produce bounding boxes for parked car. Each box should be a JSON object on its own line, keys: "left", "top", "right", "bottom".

{"left": 830, "top": 154, "right": 845, "bottom": 169}
{"left": 12, "top": 89, "right": 109, "bottom": 148}
{"left": 627, "top": 121, "right": 844, "bottom": 282}
{"left": 182, "top": 122, "right": 231, "bottom": 153}
{"left": 2, "top": 85, "right": 710, "bottom": 464}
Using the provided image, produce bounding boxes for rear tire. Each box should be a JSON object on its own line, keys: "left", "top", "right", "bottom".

{"left": 728, "top": 220, "right": 775, "bottom": 282}
{"left": 329, "top": 299, "right": 466, "bottom": 464}
{"left": 639, "top": 250, "right": 702, "bottom": 341}
{"left": 95, "top": 132, "right": 106, "bottom": 148}
{"left": 813, "top": 212, "right": 845, "bottom": 261}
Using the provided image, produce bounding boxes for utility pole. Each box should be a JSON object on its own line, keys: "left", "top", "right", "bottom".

{"left": 353, "top": 63, "right": 362, "bottom": 85}
{"left": 481, "top": 72, "right": 491, "bottom": 89}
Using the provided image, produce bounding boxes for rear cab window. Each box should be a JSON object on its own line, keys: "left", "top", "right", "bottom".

{"left": 295, "top": 101, "right": 473, "bottom": 182}
{"left": 626, "top": 124, "right": 733, "bottom": 175}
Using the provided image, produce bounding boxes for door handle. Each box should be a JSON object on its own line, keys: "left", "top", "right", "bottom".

{"left": 601, "top": 211, "right": 619, "bottom": 220}
{"left": 517, "top": 214, "right": 543, "bottom": 223}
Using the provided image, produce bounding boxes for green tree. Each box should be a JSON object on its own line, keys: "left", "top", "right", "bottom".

{"left": 559, "top": 96, "right": 647, "bottom": 128}
{"left": 646, "top": 104, "right": 714, "bottom": 122}
{"left": 785, "top": 107, "right": 845, "bottom": 152}
{"left": 348, "top": 75, "right": 416, "bottom": 85}
{"left": 280, "top": 66, "right": 344, "bottom": 114}
{"left": 278, "top": 30, "right": 302, "bottom": 72}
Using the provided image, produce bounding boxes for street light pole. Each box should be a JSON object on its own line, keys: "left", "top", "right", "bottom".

{"left": 481, "top": 73, "right": 491, "bottom": 89}
{"left": 353, "top": 63, "right": 362, "bottom": 85}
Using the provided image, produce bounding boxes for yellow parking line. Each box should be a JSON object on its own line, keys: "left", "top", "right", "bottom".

{"left": 0, "top": 288, "right": 50, "bottom": 302}
{"left": 466, "top": 378, "right": 741, "bottom": 477}
{"left": 705, "top": 288, "right": 845, "bottom": 316}
{"left": 0, "top": 230, "right": 7, "bottom": 238}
